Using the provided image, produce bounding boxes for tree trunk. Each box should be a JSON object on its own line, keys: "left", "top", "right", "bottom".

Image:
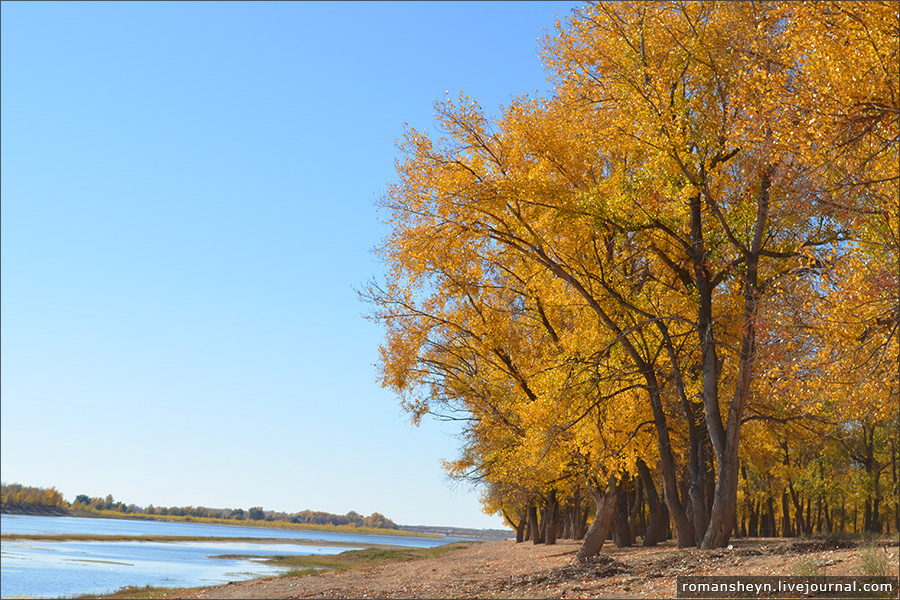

{"left": 515, "top": 511, "right": 526, "bottom": 543}
{"left": 823, "top": 500, "right": 833, "bottom": 534}
{"left": 815, "top": 497, "right": 823, "bottom": 534}
{"left": 681, "top": 467, "right": 693, "bottom": 527}
{"left": 540, "top": 507, "right": 549, "bottom": 544}
{"left": 749, "top": 500, "right": 759, "bottom": 537}
{"left": 781, "top": 491, "right": 793, "bottom": 537}
{"left": 702, "top": 445, "right": 742, "bottom": 546}
{"left": 576, "top": 496, "right": 589, "bottom": 540}
{"left": 612, "top": 482, "right": 633, "bottom": 547}
{"left": 697, "top": 167, "right": 773, "bottom": 550}
{"left": 502, "top": 508, "right": 526, "bottom": 543}
{"left": 803, "top": 496, "right": 812, "bottom": 535}
{"left": 636, "top": 458, "right": 662, "bottom": 546}
{"left": 544, "top": 489, "right": 560, "bottom": 545}
{"left": 865, "top": 499, "right": 873, "bottom": 534}
{"left": 789, "top": 483, "right": 810, "bottom": 536}
{"left": 629, "top": 476, "right": 643, "bottom": 542}
{"left": 871, "top": 470, "right": 882, "bottom": 533}
{"left": 528, "top": 504, "right": 543, "bottom": 544}
{"left": 660, "top": 497, "right": 671, "bottom": 541}
{"left": 689, "top": 439, "right": 710, "bottom": 546}
{"left": 568, "top": 489, "right": 582, "bottom": 540}
{"left": 651, "top": 389, "right": 696, "bottom": 548}
{"left": 576, "top": 478, "right": 619, "bottom": 562}
{"left": 763, "top": 497, "right": 777, "bottom": 537}
{"left": 760, "top": 500, "right": 770, "bottom": 537}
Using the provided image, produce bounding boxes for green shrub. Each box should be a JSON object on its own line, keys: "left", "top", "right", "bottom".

{"left": 792, "top": 557, "right": 826, "bottom": 577}
{"left": 859, "top": 543, "right": 890, "bottom": 578}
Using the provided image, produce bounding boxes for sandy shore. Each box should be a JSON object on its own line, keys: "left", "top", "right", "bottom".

{"left": 164, "top": 537, "right": 898, "bottom": 599}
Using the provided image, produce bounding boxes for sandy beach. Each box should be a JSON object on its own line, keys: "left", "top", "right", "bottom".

{"left": 165, "top": 537, "right": 899, "bottom": 599}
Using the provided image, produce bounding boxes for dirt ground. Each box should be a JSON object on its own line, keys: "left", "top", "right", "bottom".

{"left": 171, "top": 537, "right": 899, "bottom": 599}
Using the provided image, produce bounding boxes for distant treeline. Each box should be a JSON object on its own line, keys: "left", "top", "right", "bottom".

{"left": 1, "top": 483, "right": 66, "bottom": 511}
{"left": 1, "top": 483, "right": 398, "bottom": 530}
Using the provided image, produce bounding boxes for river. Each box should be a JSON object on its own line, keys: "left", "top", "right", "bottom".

{"left": 0, "top": 514, "right": 464, "bottom": 598}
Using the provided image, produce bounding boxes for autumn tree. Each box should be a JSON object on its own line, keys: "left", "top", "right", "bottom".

{"left": 1, "top": 483, "right": 66, "bottom": 510}
{"left": 369, "top": 0, "right": 898, "bottom": 553}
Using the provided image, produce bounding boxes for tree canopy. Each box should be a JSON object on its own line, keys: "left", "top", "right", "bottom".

{"left": 367, "top": 1, "right": 898, "bottom": 554}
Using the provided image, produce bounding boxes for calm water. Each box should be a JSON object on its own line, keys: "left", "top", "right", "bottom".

{"left": 0, "top": 515, "right": 463, "bottom": 598}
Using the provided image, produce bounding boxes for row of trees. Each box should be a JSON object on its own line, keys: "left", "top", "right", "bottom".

{"left": 3, "top": 485, "right": 400, "bottom": 530}
{"left": 367, "top": 1, "right": 898, "bottom": 557}
{"left": 288, "top": 509, "right": 398, "bottom": 529}
{"left": 71, "top": 495, "right": 249, "bottom": 519}
{"left": 1, "top": 483, "right": 66, "bottom": 510}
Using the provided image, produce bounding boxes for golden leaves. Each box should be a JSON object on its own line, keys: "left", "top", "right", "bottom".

{"left": 366, "top": 1, "right": 898, "bottom": 524}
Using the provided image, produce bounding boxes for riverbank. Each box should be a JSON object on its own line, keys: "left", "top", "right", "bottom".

{"left": 95, "top": 537, "right": 898, "bottom": 599}
{"left": 0, "top": 507, "right": 433, "bottom": 538}
{"left": 0, "top": 533, "right": 403, "bottom": 549}
{"left": 3, "top": 512, "right": 474, "bottom": 599}
{"left": 0, "top": 504, "right": 69, "bottom": 516}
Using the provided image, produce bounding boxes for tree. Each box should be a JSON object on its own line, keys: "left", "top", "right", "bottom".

{"left": 369, "top": 0, "right": 898, "bottom": 553}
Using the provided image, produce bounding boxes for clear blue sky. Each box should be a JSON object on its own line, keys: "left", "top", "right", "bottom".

{"left": 1, "top": 1, "right": 580, "bottom": 530}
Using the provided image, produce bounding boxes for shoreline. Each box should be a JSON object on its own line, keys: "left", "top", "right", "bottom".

{"left": 4, "top": 525, "right": 469, "bottom": 599}
{"left": 0, "top": 532, "right": 407, "bottom": 549}
{"left": 88, "top": 537, "right": 899, "bottom": 599}
{"left": 1, "top": 508, "right": 438, "bottom": 539}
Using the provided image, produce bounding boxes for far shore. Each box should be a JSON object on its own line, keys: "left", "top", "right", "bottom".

{"left": 0, "top": 532, "right": 407, "bottom": 549}
{"left": 1, "top": 507, "right": 439, "bottom": 538}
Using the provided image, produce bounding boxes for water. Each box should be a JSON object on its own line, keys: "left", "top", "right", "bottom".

{"left": 1, "top": 514, "right": 456, "bottom": 548}
{"left": 0, "top": 515, "right": 464, "bottom": 598}
{"left": 1, "top": 538, "right": 342, "bottom": 599}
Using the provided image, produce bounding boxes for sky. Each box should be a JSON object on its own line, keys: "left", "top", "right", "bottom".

{"left": 1, "top": 1, "right": 582, "bottom": 530}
